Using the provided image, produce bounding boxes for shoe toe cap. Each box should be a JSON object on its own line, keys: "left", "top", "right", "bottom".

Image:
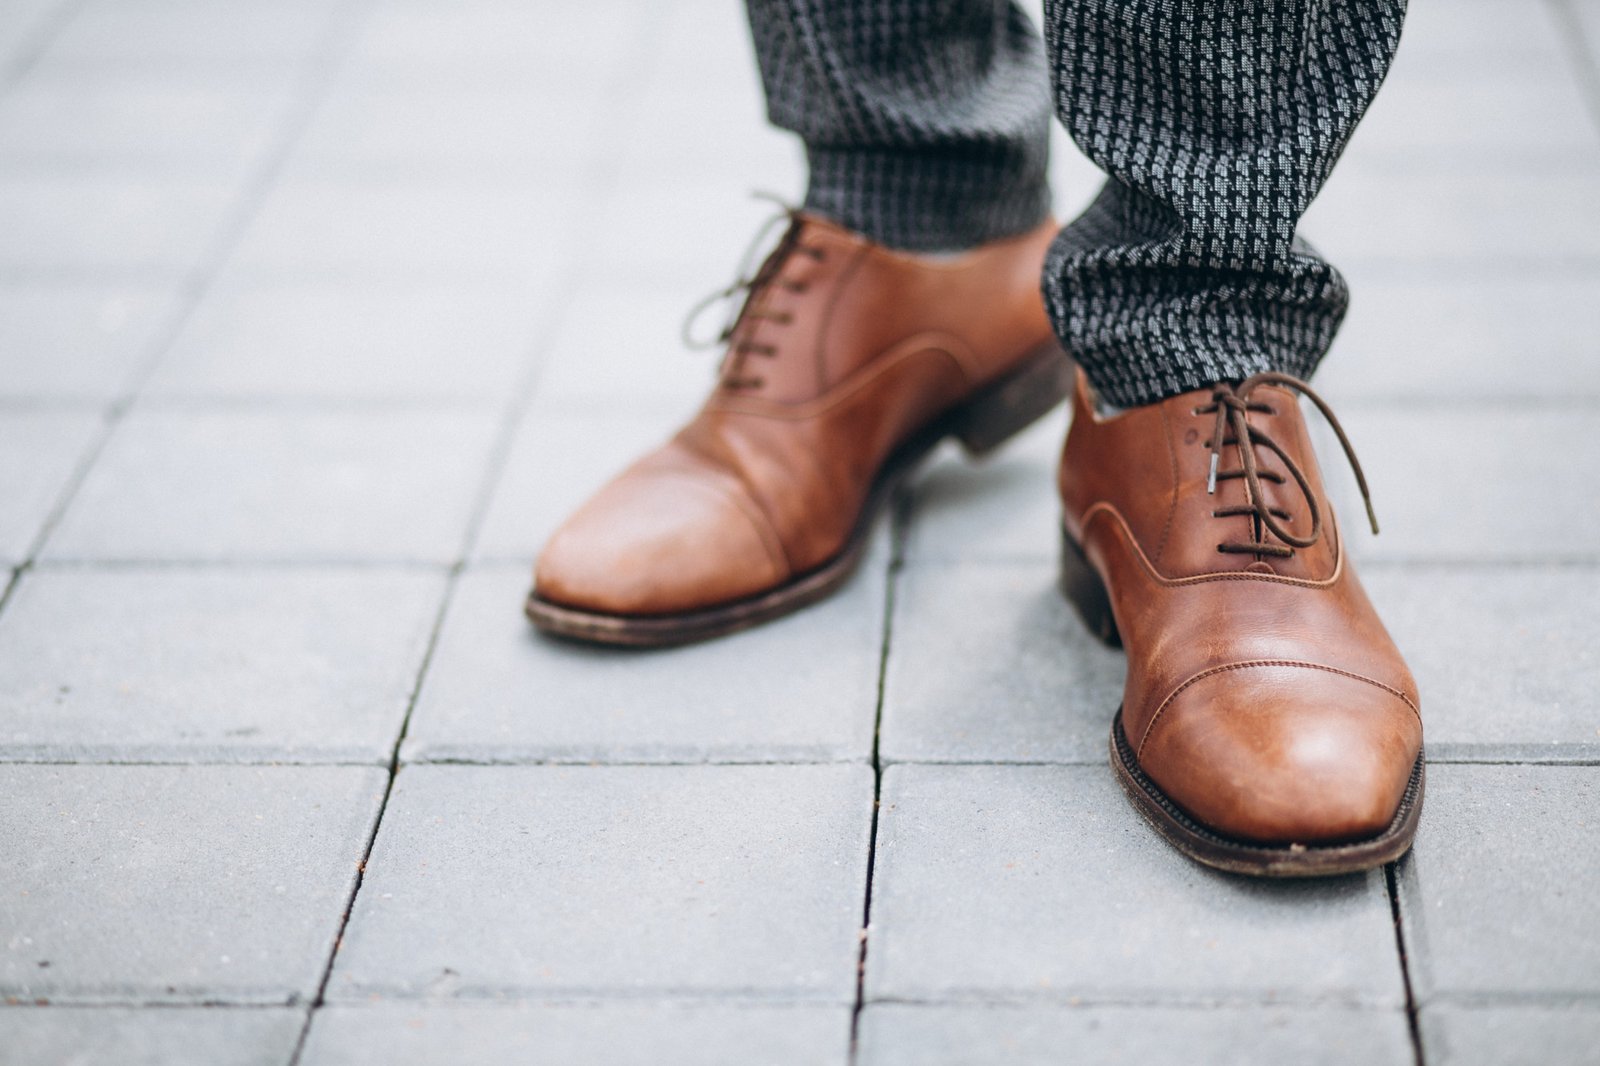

{"left": 534, "top": 469, "right": 790, "bottom": 617}
{"left": 1136, "top": 663, "right": 1423, "bottom": 846}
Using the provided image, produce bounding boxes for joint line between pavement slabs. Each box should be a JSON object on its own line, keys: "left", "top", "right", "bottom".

{"left": 0, "top": 0, "right": 369, "bottom": 624}
{"left": 279, "top": 138, "right": 595, "bottom": 1066}
{"left": 1385, "top": 863, "right": 1427, "bottom": 1066}
{"left": 285, "top": 8, "right": 681, "bottom": 1060}
{"left": 848, "top": 489, "right": 912, "bottom": 1062}
{"left": 0, "top": 0, "right": 90, "bottom": 92}
{"left": 1548, "top": 0, "right": 1600, "bottom": 140}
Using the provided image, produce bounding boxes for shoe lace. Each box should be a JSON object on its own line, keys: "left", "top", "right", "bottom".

{"left": 1197, "top": 372, "right": 1380, "bottom": 558}
{"left": 679, "top": 193, "right": 825, "bottom": 391}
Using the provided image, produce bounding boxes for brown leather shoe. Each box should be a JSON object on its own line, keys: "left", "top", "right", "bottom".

{"left": 1058, "top": 368, "right": 1424, "bottom": 876}
{"left": 528, "top": 211, "right": 1070, "bottom": 646}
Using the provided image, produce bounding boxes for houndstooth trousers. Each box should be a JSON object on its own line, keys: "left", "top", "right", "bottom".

{"left": 744, "top": 0, "right": 1408, "bottom": 407}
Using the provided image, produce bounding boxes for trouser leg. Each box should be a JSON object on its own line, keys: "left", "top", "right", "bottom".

{"left": 1041, "top": 0, "right": 1408, "bottom": 407}
{"left": 744, "top": 0, "right": 1054, "bottom": 251}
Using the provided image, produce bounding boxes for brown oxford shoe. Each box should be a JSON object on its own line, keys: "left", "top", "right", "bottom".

{"left": 528, "top": 210, "right": 1070, "bottom": 646}
{"left": 1057, "top": 368, "right": 1424, "bottom": 877}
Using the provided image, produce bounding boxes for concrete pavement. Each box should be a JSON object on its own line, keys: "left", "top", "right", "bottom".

{"left": 2, "top": 0, "right": 1598, "bottom": 1062}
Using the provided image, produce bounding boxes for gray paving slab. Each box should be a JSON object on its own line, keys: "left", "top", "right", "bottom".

{"left": 1045, "top": 131, "right": 1109, "bottom": 221}
{"left": 0, "top": 412, "right": 99, "bottom": 565}
{"left": 592, "top": 171, "right": 805, "bottom": 284}
{"left": 43, "top": 0, "right": 333, "bottom": 65}
{"left": 0, "top": 70, "right": 293, "bottom": 178}
{"left": 328, "top": 764, "right": 872, "bottom": 1002}
{"left": 219, "top": 178, "right": 571, "bottom": 285}
{"left": 856, "top": 1004, "right": 1413, "bottom": 1066}
{"left": 0, "top": 175, "right": 240, "bottom": 276}
{"left": 43, "top": 410, "right": 498, "bottom": 563}
{"left": 0, "top": 0, "right": 64, "bottom": 60}
{"left": 1572, "top": 0, "right": 1600, "bottom": 51}
{"left": 0, "top": 1007, "right": 304, "bottom": 1066}
{"left": 614, "top": 3, "right": 799, "bottom": 181}
{"left": 146, "top": 283, "right": 541, "bottom": 402}
{"left": 531, "top": 284, "right": 733, "bottom": 410}
{"left": 1398, "top": 764, "right": 1600, "bottom": 1002}
{"left": 403, "top": 561, "right": 884, "bottom": 765}
{"left": 0, "top": 0, "right": 1592, "bottom": 1058}
{"left": 1362, "top": 565, "right": 1600, "bottom": 761}
{"left": 867, "top": 765, "right": 1405, "bottom": 1006}
{"left": 1314, "top": 275, "right": 1600, "bottom": 401}
{"left": 617, "top": 83, "right": 798, "bottom": 182}
{"left": 900, "top": 411, "right": 1069, "bottom": 566}
{"left": 473, "top": 406, "right": 687, "bottom": 562}
{"left": 644, "top": 0, "right": 772, "bottom": 91}
{"left": 880, "top": 560, "right": 1123, "bottom": 765}
{"left": 338, "top": 2, "right": 642, "bottom": 97}
{"left": 1350, "top": 66, "right": 1600, "bottom": 168}
{"left": 0, "top": 566, "right": 445, "bottom": 763}
{"left": 1304, "top": 170, "right": 1600, "bottom": 267}
{"left": 0, "top": 765, "right": 385, "bottom": 1004}
{"left": 0, "top": 284, "right": 177, "bottom": 400}
{"left": 285, "top": 85, "right": 605, "bottom": 183}
{"left": 1420, "top": 1003, "right": 1600, "bottom": 1066}
{"left": 299, "top": 1003, "right": 851, "bottom": 1066}
{"left": 1398, "top": 0, "right": 1571, "bottom": 64}
{"left": 1333, "top": 408, "right": 1600, "bottom": 564}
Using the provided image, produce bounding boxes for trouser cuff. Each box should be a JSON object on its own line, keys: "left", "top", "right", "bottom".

{"left": 804, "top": 146, "right": 1052, "bottom": 252}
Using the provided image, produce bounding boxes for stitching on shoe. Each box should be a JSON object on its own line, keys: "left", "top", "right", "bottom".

{"left": 1136, "top": 658, "right": 1423, "bottom": 759}
{"left": 812, "top": 243, "right": 869, "bottom": 395}
{"left": 1151, "top": 401, "right": 1181, "bottom": 567}
{"left": 1079, "top": 504, "right": 1344, "bottom": 590}
{"left": 1115, "top": 714, "right": 1424, "bottom": 856}
{"left": 708, "top": 331, "right": 979, "bottom": 418}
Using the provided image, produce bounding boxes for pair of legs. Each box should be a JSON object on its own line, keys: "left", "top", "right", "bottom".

{"left": 754, "top": 0, "right": 1407, "bottom": 406}
{"left": 531, "top": 0, "right": 1423, "bottom": 877}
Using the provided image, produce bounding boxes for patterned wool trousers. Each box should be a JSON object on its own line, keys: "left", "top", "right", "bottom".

{"left": 744, "top": 0, "right": 1408, "bottom": 407}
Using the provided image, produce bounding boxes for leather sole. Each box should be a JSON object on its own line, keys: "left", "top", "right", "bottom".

{"left": 526, "top": 340, "right": 1075, "bottom": 648}
{"left": 1062, "top": 529, "right": 1425, "bottom": 877}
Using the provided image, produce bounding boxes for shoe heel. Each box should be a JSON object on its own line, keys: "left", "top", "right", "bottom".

{"left": 950, "top": 342, "right": 1074, "bottom": 458}
{"left": 1060, "top": 528, "right": 1121, "bottom": 648}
